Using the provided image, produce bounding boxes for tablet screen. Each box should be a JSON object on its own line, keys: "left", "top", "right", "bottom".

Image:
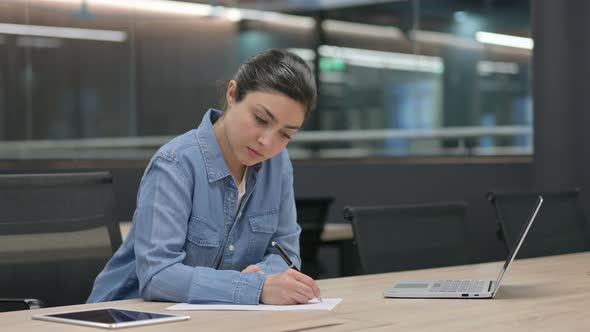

{"left": 50, "top": 308, "right": 171, "bottom": 323}
{"left": 33, "top": 308, "right": 190, "bottom": 329}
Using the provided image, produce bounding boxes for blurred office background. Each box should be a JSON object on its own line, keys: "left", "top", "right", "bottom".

{"left": 1, "top": 0, "right": 589, "bottom": 278}
{"left": 0, "top": 0, "right": 532, "bottom": 158}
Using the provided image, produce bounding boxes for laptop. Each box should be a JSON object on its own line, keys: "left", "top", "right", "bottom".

{"left": 384, "top": 195, "right": 543, "bottom": 299}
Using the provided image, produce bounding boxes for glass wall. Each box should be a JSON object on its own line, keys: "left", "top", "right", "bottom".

{"left": 0, "top": 0, "right": 531, "bottom": 161}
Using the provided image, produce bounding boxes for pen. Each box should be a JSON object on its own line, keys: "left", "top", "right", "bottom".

{"left": 271, "top": 241, "right": 323, "bottom": 303}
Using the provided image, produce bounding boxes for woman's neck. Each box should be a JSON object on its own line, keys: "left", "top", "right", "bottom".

{"left": 213, "top": 117, "right": 246, "bottom": 184}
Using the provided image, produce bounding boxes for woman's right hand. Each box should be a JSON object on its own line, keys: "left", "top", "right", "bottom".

{"left": 259, "top": 269, "right": 321, "bottom": 305}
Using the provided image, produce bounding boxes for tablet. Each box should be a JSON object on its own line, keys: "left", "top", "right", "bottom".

{"left": 32, "top": 308, "right": 190, "bottom": 329}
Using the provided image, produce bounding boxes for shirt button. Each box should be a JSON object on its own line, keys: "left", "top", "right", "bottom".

{"left": 228, "top": 244, "right": 235, "bottom": 252}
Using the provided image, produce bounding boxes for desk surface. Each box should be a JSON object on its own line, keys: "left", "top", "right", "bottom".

{"left": 2, "top": 252, "right": 589, "bottom": 331}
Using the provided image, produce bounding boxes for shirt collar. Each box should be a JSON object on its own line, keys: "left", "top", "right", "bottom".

{"left": 196, "top": 109, "right": 262, "bottom": 183}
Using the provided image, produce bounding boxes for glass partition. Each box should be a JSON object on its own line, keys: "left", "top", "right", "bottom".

{"left": 0, "top": 0, "right": 531, "bottom": 161}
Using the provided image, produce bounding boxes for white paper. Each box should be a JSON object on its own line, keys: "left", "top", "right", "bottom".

{"left": 166, "top": 298, "right": 342, "bottom": 311}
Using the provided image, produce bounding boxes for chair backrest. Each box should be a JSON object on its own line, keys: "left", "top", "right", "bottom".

{"left": 295, "top": 197, "right": 333, "bottom": 279}
{"left": 487, "top": 188, "right": 590, "bottom": 258}
{"left": 0, "top": 298, "right": 44, "bottom": 312}
{"left": 343, "top": 201, "right": 470, "bottom": 275}
{"left": 0, "top": 171, "right": 122, "bottom": 307}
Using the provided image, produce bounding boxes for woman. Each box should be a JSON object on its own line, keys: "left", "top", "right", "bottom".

{"left": 87, "top": 49, "right": 320, "bottom": 305}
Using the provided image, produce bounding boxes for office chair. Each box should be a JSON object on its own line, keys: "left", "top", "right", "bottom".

{"left": 0, "top": 171, "right": 122, "bottom": 309}
{"left": 343, "top": 201, "right": 470, "bottom": 275}
{"left": 296, "top": 197, "right": 333, "bottom": 279}
{"left": 0, "top": 298, "right": 44, "bottom": 312}
{"left": 487, "top": 188, "right": 590, "bottom": 258}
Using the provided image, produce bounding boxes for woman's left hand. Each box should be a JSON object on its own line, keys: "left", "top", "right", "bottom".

{"left": 241, "top": 265, "right": 264, "bottom": 274}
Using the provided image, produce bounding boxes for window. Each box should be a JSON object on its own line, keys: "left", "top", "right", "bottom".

{"left": 0, "top": 0, "right": 531, "bottom": 162}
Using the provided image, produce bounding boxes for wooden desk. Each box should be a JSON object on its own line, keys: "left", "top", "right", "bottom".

{"left": 2, "top": 252, "right": 589, "bottom": 331}
{"left": 321, "top": 223, "right": 353, "bottom": 242}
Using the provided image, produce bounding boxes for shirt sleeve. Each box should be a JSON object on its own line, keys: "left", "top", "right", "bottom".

{"left": 134, "top": 155, "right": 265, "bottom": 304}
{"left": 256, "top": 170, "right": 302, "bottom": 275}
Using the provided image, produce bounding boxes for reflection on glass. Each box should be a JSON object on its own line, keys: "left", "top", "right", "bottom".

{"left": 0, "top": 0, "right": 531, "bottom": 161}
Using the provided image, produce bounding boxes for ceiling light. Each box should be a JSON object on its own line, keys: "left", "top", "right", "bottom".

{"left": 475, "top": 31, "right": 533, "bottom": 50}
{"left": 319, "top": 45, "right": 443, "bottom": 73}
{"left": 322, "top": 20, "right": 403, "bottom": 40}
{"left": 477, "top": 61, "right": 520, "bottom": 75}
{"left": 0, "top": 22, "right": 126, "bottom": 42}
{"left": 47, "top": 0, "right": 212, "bottom": 16}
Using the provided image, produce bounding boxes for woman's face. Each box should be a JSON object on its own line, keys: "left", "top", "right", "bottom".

{"left": 222, "top": 81, "right": 306, "bottom": 167}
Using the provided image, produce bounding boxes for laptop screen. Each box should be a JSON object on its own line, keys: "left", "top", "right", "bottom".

{"left": 492, "top": 195, "right": 543, "bottom": 294}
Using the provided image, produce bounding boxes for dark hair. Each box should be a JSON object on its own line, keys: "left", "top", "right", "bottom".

{"left": 229, "top": 49, "right": 316, "bottom": 118}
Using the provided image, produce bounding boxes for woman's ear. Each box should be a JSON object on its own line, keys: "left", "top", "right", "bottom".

{"left": 226, "top": 80, "right": 237, "bottom": 109}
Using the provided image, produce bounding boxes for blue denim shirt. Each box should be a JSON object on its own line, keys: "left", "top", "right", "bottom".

{"left": 87, "top": 109, "right": 301, "bottom": 304}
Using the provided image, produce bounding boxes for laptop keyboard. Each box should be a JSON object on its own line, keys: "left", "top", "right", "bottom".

{"left": 430, "top": 280, "right": 487, "bottom": 293}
